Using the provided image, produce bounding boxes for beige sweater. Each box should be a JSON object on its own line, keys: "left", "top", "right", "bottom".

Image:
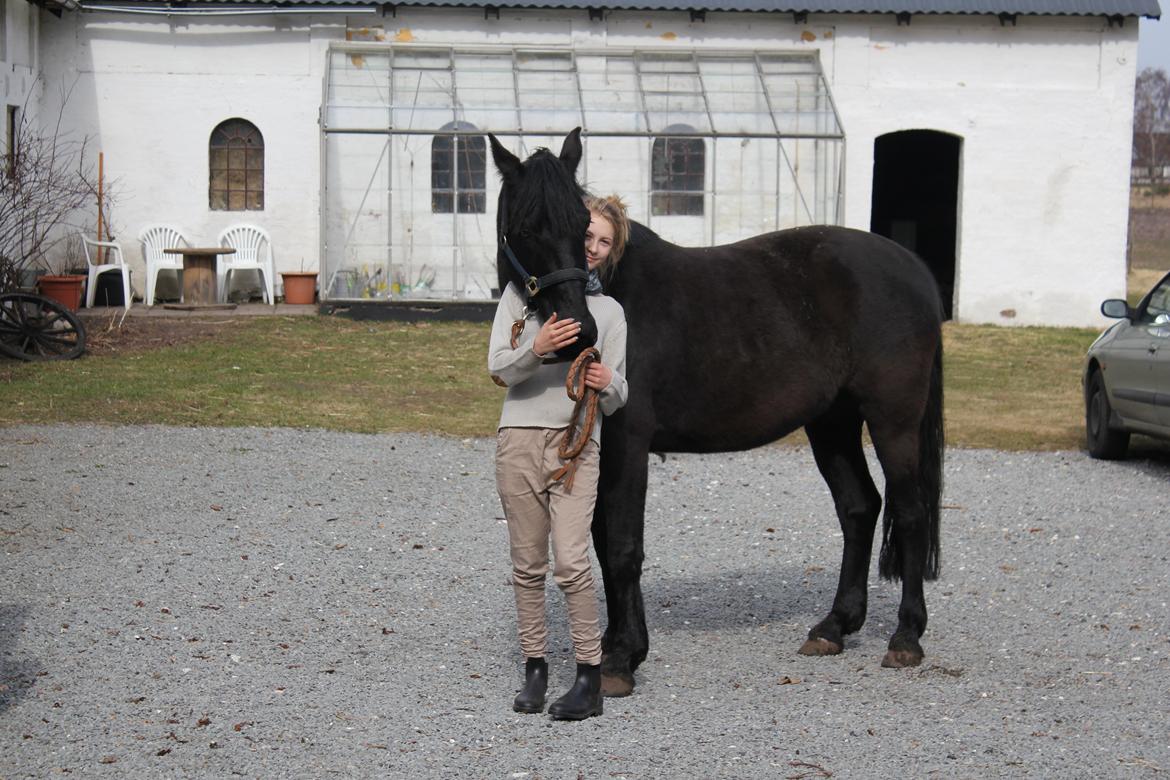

{"left": 488, "top": 282, "right": 628, "bottom": 444}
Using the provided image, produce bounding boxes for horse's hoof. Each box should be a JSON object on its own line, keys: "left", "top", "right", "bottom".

{"left": 601, "top": 672, "right": 634, "bottom": 697}
{"left": 880, "top": 648, "right": 923, "bottom": 668}
{"left": 798, "top": 637, "right": 843, "bottom": 656}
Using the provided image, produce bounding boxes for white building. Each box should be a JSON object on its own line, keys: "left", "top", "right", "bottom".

{"left": 10, "top": 0, "right": 1161, "bottom": 326}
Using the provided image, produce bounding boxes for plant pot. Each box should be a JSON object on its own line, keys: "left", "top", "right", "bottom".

{"left": 38, "top": 274, "right": 86, "bottom": 312}
{"left": 281, "top": 272, "right": 318, "bottom": 305}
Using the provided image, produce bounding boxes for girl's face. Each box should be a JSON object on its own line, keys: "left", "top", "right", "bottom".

{"left": 584, "top": 211, "right": 616, "bottom": 272}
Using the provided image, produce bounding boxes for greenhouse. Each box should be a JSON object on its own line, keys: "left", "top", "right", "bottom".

{"left": 321, "top": 42, "right": 845, "bottom": 302}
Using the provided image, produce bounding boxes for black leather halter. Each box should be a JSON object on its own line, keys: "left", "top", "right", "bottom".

{"left": 500, "top": 235, "right": 589, "bottom": 298}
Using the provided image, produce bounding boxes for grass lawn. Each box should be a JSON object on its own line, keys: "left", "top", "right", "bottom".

{"left": 0, "top": 316, "right": 1102, "bottom": 452}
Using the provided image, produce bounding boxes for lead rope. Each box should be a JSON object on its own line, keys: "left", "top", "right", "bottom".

{"left": 550, "top": 347, "right": 601, "bottom": 493}
{"left": 490, "top": 318, "right": 529, "bottom": 388}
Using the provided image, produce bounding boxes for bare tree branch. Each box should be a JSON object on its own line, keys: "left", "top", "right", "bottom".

{"left": 0, "top": 79, "right": 116, "bottom": 293}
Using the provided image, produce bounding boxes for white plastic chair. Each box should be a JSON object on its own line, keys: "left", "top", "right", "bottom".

{"left": 79, "top": 235, "right": 132, "bottom": 313}
{"left": 138, "top": 224, "right": 190, "bottom": 306}
{"left": 216, "top": 224, "right": 275, "bottom": 305}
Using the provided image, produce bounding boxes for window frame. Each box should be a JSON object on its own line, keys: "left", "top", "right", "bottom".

{"left": 431, "top": 121, "right": 487, "bottom": 215}
{"left": 651, "top": 126, "right": 705, "bottom": 217}
{"left": 209, "top": 118, "right": 265, "bottom": 212}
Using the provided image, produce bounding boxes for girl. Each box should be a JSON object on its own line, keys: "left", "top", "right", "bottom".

{"left": 488, "top": 194, "right": 630, "bottom": 720}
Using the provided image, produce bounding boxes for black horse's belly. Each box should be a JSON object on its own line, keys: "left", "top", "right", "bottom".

{"left": 635, "top": 351, "right": 844, "bottom": 453}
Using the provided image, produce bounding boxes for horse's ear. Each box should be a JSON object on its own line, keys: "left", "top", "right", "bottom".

{"left": 489, "top": 134, "right": 522, "bottom": 182}
{"left": 559, "top": 127, "right": 583, "bottom": 176}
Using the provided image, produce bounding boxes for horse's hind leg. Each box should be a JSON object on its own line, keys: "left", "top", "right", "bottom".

{"left": 868, "top": 421, "right": 931, "bottom": 668}
{"left": 799, "top": 405, "right": 882, "bottom": 657}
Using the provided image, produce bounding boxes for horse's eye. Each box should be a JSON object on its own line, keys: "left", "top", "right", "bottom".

{"left": 518, "top": 228, "right": 532, "bottom": 239}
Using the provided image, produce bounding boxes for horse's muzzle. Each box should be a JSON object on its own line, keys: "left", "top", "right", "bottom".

{"left": 557, "top": 315, "right": 598, "bottom": 360}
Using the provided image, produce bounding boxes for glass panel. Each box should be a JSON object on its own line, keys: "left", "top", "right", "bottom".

{"left": 651, "top": 135, "right": 704, "bottom": 216}
{"left": 639, "top": 54, "right": 707, "bottom": 134}
{"left": 515, "top": 51, "right": 579, "bottom": 132}
{"left": 246, "top": 171, "right": 263, "bottom": 191}
{"left": 326, "top": 44, "right": 842, "bottom": 139}
{"left": 210, "top": 190, "right": 228, "bottom": 211}
{"left": 1145, "top": 280, "right": 1170, "bottom": 320}
{"left": 453, "top": 52, "right": 514, "bottom": 112}
{"left": 228, "top": 191, "right": 246, "bottom": 210}
{"left": 323, "top": 44, "right": 843, "bottom": 299}
{"left": 652, "top": 193, "right": 703, "bottom": 217}
{"left": 456, "top": 138, "right": 486, "bottom": 190}
{"left": 246, "top": 191, "right": 264, "bottom": 211}
{"left": 228, "top": 149, "right": 246, "bottom": 170}
{"left": 457, "top": 192, "right": 485, "bottom": 214}
{"left": 515, "top": 50, "right": 573, "bottom": 72}
{"left": 432, "top": 168, "right": 453, "bottom": 191}
{"left": 578, "top": 54, "right": 643, "bottom": 133}
{"left": 699, "top": 57, "right": 774, "bottom": 135}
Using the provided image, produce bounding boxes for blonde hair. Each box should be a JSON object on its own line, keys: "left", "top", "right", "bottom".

{"left": 584, "top": 193, "right": 630, "bottom": 280}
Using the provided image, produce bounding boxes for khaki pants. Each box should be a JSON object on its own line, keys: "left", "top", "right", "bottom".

{"left": 496, "top": 427, "right": 602, "bottom": 665}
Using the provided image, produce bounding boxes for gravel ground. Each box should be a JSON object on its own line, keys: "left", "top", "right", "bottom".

{"left": 1, "top": 424, "right": 1167, "bottom": 778}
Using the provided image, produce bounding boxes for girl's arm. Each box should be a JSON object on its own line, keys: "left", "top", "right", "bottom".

{"left": 487, "top": 284, "right": 544, "bottom": 387}
{"left": 596, "top": 318, "right": 628, "bottom": 415}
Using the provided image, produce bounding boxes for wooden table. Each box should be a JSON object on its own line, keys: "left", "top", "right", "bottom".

{"left": 163, "top": 247, "right": 237, "bottom": 308}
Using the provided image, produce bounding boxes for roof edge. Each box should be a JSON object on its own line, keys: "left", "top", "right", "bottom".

{"left": 74, "top": 0, "right": 1162, "bottom": 19}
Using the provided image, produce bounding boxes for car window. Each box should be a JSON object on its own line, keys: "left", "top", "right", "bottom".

{"left": 1142, "top": 279, "right": 1170, "bottom": 324}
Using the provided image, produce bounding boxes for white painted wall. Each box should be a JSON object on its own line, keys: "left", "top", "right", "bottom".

{"left": 2, "top": 0, "right": 39, "bottom": 150}
{"left": 37, "top": 11, "right": 336, "bottom": 299}
{"left": 828, "top": 13, "right": 1139, "bottom": 327}
{"left": 35, "top": 6, "right": 1140, "bottom": 325}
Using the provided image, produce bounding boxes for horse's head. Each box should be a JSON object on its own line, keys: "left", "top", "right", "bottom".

{"left": 489, "top": 128, "right": 597, "bottom": 358}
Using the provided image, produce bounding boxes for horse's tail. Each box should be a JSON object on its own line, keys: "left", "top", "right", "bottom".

{"left": 879, "top": 339, "right": 944, "bottom": 581}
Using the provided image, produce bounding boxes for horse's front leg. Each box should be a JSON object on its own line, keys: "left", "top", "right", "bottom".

{"left": 593, "top": 426, "right": 651, "bottom": 697}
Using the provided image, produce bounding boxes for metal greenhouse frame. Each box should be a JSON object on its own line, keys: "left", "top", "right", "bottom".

{"left": 320, "top": 42, "right": 845, "bottom": 302}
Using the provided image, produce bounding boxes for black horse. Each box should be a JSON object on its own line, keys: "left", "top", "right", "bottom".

{"left": 489, "top": 129, "right": 944, "bottom": 697}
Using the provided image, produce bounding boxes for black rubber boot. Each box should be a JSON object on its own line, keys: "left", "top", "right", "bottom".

{"left": 512, "top": 657, "right": 548, "bottom": 714}
{"left": 548, "top": 663, "right": 603, "bottom": 721}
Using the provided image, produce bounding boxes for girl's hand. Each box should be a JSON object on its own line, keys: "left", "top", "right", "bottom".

{"left": 533, "top": 312, "right": 580, "bottom": 356}
{"left": 584, "top": 361, "right": 613, "bottom": 391}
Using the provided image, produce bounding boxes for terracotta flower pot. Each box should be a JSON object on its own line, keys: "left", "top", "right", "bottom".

{"left": 38, "top": 274, "right": 86, "bottom": 312}
{"left": 281, "top": 272, "right": 318, "bottom": 305}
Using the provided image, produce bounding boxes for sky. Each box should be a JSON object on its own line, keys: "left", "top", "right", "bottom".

{"left": 1138, "top": 13, "right": 1170, "bottom": 75}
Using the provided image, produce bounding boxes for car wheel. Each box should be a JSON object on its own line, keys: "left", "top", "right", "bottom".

{"left": 1086, "top": 371, "right": 1129, "bottom": 460}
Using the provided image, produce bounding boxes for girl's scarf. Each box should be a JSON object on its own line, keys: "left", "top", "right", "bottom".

{"left": 585, "top": 269, "right": 603, "bottom": 295}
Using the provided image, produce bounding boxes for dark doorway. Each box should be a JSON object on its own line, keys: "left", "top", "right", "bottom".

{"left": 870, "top": 130, "right": 960, "bottom": 319}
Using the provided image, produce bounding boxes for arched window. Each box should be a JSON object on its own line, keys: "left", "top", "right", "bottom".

{"left": 651, "top": 125, "right": 704, "bottom": 216}
{"left": 432, "top": 121, "right": 486, "bottom": 214}
{"left": 209, "top": 118, "right": 264, "bottom": 211}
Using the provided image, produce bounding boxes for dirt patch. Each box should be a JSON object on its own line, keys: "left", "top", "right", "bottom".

{"left": 77, "top": 313, "right": 240, "bottom": 356}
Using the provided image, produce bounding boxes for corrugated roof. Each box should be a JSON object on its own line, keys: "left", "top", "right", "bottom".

{"left": 390, "top": 0, "right": 1163, "bottom": 14}
{"left": 78, "top": 0, "right": 1162, "bottom": 16}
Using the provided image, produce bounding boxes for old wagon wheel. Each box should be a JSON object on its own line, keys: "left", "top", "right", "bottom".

{"left": 0, "top": 292, "right": 87, "bottom": 361}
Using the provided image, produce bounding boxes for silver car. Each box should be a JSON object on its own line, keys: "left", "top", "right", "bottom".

{"left": 1084, "top": 270, "right": 1170, "bottom": 459}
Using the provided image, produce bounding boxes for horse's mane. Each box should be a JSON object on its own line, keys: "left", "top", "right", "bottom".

{"left": 509, "top": 148, "right": 588, "bottom": 233}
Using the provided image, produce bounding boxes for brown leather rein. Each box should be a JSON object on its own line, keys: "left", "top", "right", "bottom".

{"left": 550, "top": 347, "right": 601, "bottom": 493}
